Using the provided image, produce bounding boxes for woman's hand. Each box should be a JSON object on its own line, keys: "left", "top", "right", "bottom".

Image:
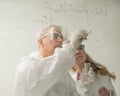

{"left": 99, "top": 86, "right": 110, "bottom": 96}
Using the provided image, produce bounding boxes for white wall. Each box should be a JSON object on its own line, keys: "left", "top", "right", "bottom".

{"left": 0, "top": 0, "right": 120, "bottom": 96}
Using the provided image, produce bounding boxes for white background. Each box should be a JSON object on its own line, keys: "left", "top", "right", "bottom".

{"left": 0, "top": 0, "right": 120, "bottom": 96}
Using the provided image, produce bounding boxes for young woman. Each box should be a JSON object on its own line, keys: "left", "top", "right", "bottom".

{"left": 70, "top": 45, "right": 116, "bottom": 96}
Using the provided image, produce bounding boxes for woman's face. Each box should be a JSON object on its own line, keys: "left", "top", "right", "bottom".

{"left": 75, "top": 49, "right": 87, "bottom": 66}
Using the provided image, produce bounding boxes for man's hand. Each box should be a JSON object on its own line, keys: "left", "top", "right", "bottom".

{"left": 70, "top": 29, "right": 88, "bottom": 49}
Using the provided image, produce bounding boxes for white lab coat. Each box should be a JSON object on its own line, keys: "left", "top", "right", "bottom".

{"left": 14, "top": 44, "right": 79, "bottom": 96}
{"left": 70, "top": 63, "right": 116, "bottom": 96}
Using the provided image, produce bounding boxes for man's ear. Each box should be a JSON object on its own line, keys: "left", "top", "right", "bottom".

{"left": 38, "top": 39, "right": 43, "bottom": 46}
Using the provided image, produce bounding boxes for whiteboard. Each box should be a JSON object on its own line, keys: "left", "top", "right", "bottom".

{"left": 0, "top": 0, "right": 120, "bottom": 96}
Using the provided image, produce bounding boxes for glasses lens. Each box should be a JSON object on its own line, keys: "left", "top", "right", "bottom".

{"left": 53, "top": 33, "right": 63, "bottom": 39}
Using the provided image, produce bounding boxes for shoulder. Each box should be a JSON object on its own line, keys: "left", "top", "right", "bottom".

{"left": 16, "top": 51, "right": 41, "bottom": 73}
{"left": 97, "top": 74, "right": 111, "bottom": 83}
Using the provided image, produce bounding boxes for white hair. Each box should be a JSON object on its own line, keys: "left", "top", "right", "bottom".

{"left": 36, "top": 24, "right": 62, "bottom": 42}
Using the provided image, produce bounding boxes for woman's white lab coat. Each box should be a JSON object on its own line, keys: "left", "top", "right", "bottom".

{"left": 14, "top": 44, "right": 79, "bottom": 96}
{"left": 70, "top": 63, "right": 116, "bottom": 96}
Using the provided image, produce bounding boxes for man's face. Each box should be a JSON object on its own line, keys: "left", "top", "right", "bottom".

{"left": 51, "top": 31, "right": 63, "bottom": 48}
{"left": 41, "top": 30, "right": 63, "bottom": 51}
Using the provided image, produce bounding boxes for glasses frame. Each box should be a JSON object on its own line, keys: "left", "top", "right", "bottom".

{"left": 77, "top": 45, "right": 85, "bottom": 50}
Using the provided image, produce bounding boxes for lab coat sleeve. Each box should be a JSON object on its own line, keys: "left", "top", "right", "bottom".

{"left": 90, "top": 75, "right": 117, "bottom": 96}
{"left": 14, "top": 44, "right": 76, "bottom": 96}
{"left": 101, "top": 76, "right": 117, "bottom": 96}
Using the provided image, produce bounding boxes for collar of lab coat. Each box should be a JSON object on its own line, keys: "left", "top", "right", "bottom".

{"left": 71, "top": 63, "right": 92, "bottom": 81}
{"left": 72, "top": 71, "right": 78, "bottom": 81}
{"left": 28, "top": 51, "right": 41, "bottom": 61}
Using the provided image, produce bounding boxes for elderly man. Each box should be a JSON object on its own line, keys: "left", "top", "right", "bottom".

{"left": 14, "top": 25, "right": 88, "bottom": 96}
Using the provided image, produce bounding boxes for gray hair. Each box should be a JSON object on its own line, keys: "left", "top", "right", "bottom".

{"left": 36, "top": 24, "right": 62, "bottom": 41}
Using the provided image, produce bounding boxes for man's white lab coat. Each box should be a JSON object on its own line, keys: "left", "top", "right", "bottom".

{"left": 14, "top": 44, "right": 79, "bottom": 96}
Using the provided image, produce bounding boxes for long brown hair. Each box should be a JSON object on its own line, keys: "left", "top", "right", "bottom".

{"left": 72, "top": 51, "right": 116, "bottom": 80}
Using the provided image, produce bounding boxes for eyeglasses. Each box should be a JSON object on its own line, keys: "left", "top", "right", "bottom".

{"left": 77, "top": 45, "right": 85, "bottom": 50}
{"left": 51, "top": 32, "right": 63, "bottom": 40}
{"left": 75, "top": 45, "right": 85, "bottom": 54}
{"left": 40, "top": 26, "right": 65, "bottom": 41}
{"left": 41, "top": 32, "right": 63, "bottom": 40}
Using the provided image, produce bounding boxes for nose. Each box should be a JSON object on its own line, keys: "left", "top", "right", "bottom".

{"left": 76, "top": 50, "right": 82, "bottom": 54}
{"left": 78, "top": 52, "right": 82, "bottom": 56}
{"left": 57, "top": 37, "right": 63, "bottom": 42}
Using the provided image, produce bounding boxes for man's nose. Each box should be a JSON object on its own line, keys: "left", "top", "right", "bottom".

{"left": 57, "top": 37, "right": 63, "bottom": 42}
